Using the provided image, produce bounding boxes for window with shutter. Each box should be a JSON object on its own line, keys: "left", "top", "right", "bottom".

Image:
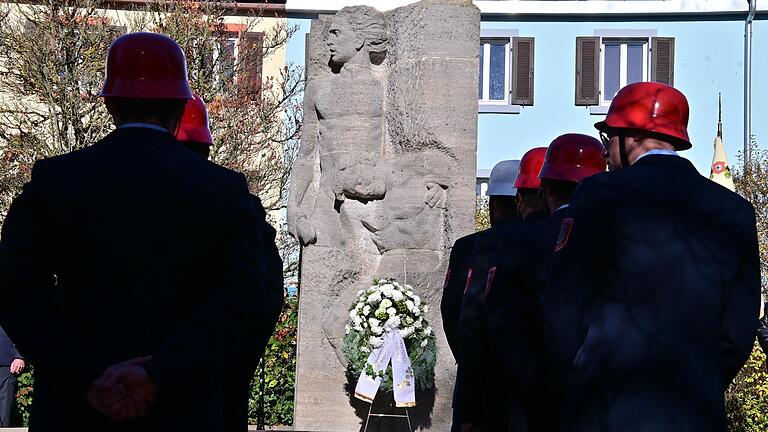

{"left": 477, "top": 29, "right": 530, "bottom": 114}
{"left": 577, "top": 31, "right": 671, "bottom": 112}
{"left": 575, "top": 37, "right": 600, "bottom": 106}
{"left": 651, "top": 37, "right": 675, "bottom": 86}
{"left": 511, "top": 37, "right": 534, "bottom": 106}
{"left": 240, "top": 32, "right": 264, "bottom": 100}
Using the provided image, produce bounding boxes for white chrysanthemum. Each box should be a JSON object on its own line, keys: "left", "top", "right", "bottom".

{"left": 371, "top": 325, "right": 384, "bottom": 336}
{"left": 353, "top": 315, "right": 362, "bottom": 326}
{"left": 386, "top": 316, "right": 401, "bottom": 329}
{"left": 361, "top": 346, "right": 371, "bottom": 353}
{"left": 414, "top": 296, "right": 421, "bottom": 306}
{"left": 391, "top": 290, "right": 404, "bottom": 301}
{"left": 414, "top": 318, "right": 423, "bottom": 329}
{"left": 387, "top": 307, "right": 397, "bottom": 317}
{"left": 420, "top": 339, "right": 429, "bottom": 347}
{"left": 413, "top": 308, "right": 420, "bottom": 316}
{"left": 399, "top": 326, "right": 415, "bottom": 339}
{"left": 405, "top": 300, "right": 415, "bottom": 311}
{"left": 405, "top": 316, "right": 414, "bottom": 325}
{"left": 370, "top": 336, "right": 384, "bottom": 348}
{"left": 349, "top": 309, "right": 358, "bottom": 320}
{"left": 381, "top": 298, "right": 393, "bottom": 309}
{"left": 345, "top": 325, "right": 351, "bottom": 334}
{"left": 369, "top": 317, "right": 380, "bottom": 327}
{"left": 354, "top": 324, "right": 363, "bottom": 332}
{"left": 422, "top": 305, "right": 429, "bottom": 314}
{"left": 363, "top": 305, "right": 371, "bottom": 316}
{"left": 406, "top": 290, "right": 414, "bottom": 298}
{"left": 367, "top": 292, "right": 382, "bottom": 305}
{"left": 424, "top": 326, "right": 432, "bottom": 336}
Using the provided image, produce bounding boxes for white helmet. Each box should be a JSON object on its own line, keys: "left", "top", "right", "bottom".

{"left": 487, "top": 159, "right": 521, "bottom": 196}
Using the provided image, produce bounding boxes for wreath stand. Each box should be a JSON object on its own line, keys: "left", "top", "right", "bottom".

{"left": 362, "top": 392, "right": 413, "bottom": 432}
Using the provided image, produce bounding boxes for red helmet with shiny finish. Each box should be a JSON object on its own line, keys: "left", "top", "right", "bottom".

{"left": 175, "top": 93, "right": 213, "bottom": 146}
{"left": 513, "top": 147, "right": 547, "bottom": 189}
{"left": 539, "top": 134, "right": 606, "bottom": 183}
{"left": 100, "top": 32, "right": 193, "bottom": 99}
{"left": 594, "top": 82, "right": 691, "bottom": 150}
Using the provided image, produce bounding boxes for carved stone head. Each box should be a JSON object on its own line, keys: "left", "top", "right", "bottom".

{"left": 327, "top": 6, "right": 387, "bottom": 67}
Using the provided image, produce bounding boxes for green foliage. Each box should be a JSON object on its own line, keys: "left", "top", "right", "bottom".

{"left": 476, "top": 197, "right": 490, "bottom": 231}
{"left": 12, "top": 367, "right": 33, "bottom": 425}
{"left": 726, "top": 345, "right": 768, "bottom": 431}
{"left": 248, "top": 293, "right": 298, "bottom": 426}
{"left": 729, "top": 138, "right": 768, "bottom": 431}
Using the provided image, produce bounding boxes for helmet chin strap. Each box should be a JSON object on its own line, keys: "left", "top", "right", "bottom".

{"left": 619, "top": 132, "right": 630, "bottom": 169}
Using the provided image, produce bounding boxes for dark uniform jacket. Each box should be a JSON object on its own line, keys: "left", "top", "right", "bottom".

{"left": 0, "top": 127, "right": 276, "bottom": 432}
{"left": 456, "top": 216, "right": 530, "bottom": 428}
{"left": 484, "top": 209, "right": 565, "bottom": 432}
{"left": 542, "top": 154, "right": 761, "bottom": 431}
{"left": 442, "top": 232, "right": 480, "bottom": 432}
{"left": 0, "top": 326, "right": 22, "bottom": 367}
{"left": 442, "top": 233, "right": 479, "bottom": 362}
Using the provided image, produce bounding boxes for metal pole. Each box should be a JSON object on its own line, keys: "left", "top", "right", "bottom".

{"left": 745, "top": 0, "right": 757, "bottom": 166}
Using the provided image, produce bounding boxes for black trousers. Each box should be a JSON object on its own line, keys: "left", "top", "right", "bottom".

{"left": 0, "top": 366, "right": 16, "bottom": 427}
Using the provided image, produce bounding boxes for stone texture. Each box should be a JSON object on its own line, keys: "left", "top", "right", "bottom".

{"left": 288, "top": 1, "right": 479, "bottom": 430}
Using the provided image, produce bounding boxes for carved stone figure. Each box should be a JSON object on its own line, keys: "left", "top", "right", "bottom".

{"left": 289, "top": 1, "right": 479, "bottom": 430}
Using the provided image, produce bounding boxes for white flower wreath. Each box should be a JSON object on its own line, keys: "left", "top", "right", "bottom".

{"left": 342, "top": 279, "right": 437, "bottom": 393}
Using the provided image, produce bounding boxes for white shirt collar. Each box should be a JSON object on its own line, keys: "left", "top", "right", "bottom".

{"left": 635, "top": 149, "right": 678, "bottom": 162}
{"left": 118, "top": 123, "right": 169, "bottom": 133}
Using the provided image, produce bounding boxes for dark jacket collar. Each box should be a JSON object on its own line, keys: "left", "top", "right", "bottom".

{"left": 631, "top": 153, "right": 696, "bottom": 171}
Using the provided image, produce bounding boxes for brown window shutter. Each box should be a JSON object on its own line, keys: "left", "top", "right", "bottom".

{"left": 575, "top": 36, "right": 600, "bottom": 106}
{"left": 240, "top": 32, "right": 264, "bottom": 100}
{"left": 511, "top": 37, "right": 535, "bottom": 106}
{"left": 651, "top": 37, "right": 675, "bottom": 86}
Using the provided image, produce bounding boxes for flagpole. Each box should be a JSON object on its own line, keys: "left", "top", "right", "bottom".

{"left": 744, "top": 0, "right": 757, "bottom": 166}
{"left": 718, "top": 93, "right": 723, "bottom": 139}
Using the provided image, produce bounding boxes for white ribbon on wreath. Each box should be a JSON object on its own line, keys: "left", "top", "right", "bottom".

{"left": 353, "top": 328, "right": 416, "bottom": 407}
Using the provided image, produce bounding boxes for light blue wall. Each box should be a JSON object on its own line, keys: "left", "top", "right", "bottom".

{"left": 287, "top": 18, "right": 767, "bottom": 175}
{"left": 480, "top": 19, "right": 768, "bottom": 174}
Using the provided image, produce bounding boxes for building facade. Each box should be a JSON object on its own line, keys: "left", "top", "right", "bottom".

{"left": 283, "top": 0, "right": 767, "bottom": 178}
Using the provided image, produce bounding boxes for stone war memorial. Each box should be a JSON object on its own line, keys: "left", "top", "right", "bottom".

{"left": 287, "top": 0, "right": 479, "bottom": 430}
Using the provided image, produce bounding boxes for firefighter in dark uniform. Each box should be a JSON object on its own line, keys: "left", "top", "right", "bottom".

{"left": 483, "top": 135, "right": 605, "bottom": 432}
{"left": 175, "top": 94, "right": 284, "bottom": 430}
{"left": 0, "top": 33, "right": 273, "bottom": 431}
{"left": 443, "top": 159, "right": 520, "bottom": 432}
{"left": 456, "top": 150, "right": 546, "bottom": 432}
{"left": 541, "top": 82, "right": 761, "bottom": 431}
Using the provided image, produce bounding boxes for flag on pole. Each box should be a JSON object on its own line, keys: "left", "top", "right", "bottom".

{"left": 709, "top": 93, "right": 735, "bottom": 191}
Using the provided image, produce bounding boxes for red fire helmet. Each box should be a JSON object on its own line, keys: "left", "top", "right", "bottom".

{"left": 594, "top": 81, "right": 691, "bottom": 150}
{"left": 513, "top": 147, "right": 547, "bottom": 189}
{"left": 100, "top": 32, "right": 193, "bottom": 99}
{"left": 539, "top": 134, "right": 606, "bottom": 183}
{"left": 175, "top": 93, "right": 213, "bottom": 146}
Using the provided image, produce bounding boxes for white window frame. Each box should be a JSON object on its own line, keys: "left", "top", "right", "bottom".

{"left": 479, "top": 29, "right": 520, "bottom": 114}
{"left": 479, "top": 40, "right": 510, "bottom": 104}
{"left": 214, "top": 34, "right": 241, "bottom": 89}
{"left": 590, "top": 29, "right": 657, "bottom": 115}
{"left": 598, "top": 39, "right": 649, "bottom": 106}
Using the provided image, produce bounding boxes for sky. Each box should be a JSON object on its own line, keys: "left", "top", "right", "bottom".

{"left": 286, "top": 17, "right": 767, "bottom": 175}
